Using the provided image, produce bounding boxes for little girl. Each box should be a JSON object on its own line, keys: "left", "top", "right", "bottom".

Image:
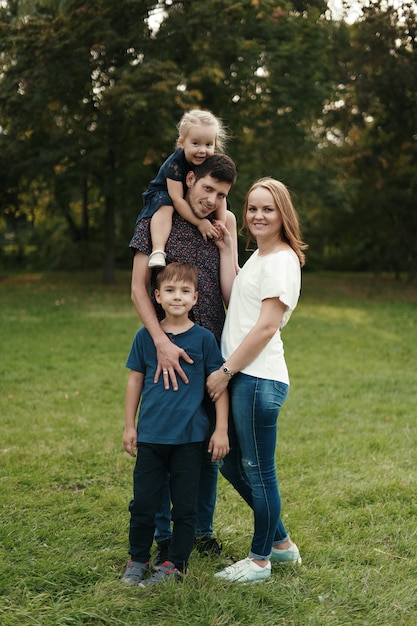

{"left": 138, "top": 109, "right": 237, "bottom": 268}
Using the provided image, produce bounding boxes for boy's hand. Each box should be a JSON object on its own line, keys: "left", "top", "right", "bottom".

{"left": 123, "top": 427, "right": 138, "bottom": 457}
{"left": 208, "top": 431, "right": 230, "bottom": 462}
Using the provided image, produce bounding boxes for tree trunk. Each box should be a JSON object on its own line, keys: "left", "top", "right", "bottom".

{"left": 102, "top": 151, "right": 116, "bottom": 284}
{"left": 102, "top": 192, "right": 115, "bottom": 284}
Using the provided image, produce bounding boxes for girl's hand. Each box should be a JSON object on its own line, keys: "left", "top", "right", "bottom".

{"left": 198, "top": 218, "right": 219, "bottom": 241}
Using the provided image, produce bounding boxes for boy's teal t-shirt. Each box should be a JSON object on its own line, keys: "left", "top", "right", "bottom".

{"left": 126, "top": 324, "right": 223, "bottom": 445}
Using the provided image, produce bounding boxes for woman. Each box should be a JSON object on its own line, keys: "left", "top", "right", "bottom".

{"left": 207, "top": 177, "right": 307, "bottom": 583}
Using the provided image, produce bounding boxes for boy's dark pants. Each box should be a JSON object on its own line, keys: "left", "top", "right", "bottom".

{"left": 128, "top": 441, "right": 203, "bottom": 572}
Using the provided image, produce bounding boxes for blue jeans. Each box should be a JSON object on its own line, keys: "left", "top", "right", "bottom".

{"left": 220, "top": 373, "right": 289, "bottom": 560}
{"left": 155, "top": 393, "right": 218, "bottom": 541}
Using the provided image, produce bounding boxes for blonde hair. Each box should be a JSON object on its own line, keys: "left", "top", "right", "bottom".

{"left": 241, "top": 178, "right": 307, "bottom": 267}
{"left": 176, "top": 109, "right": 228, "bottom": 153}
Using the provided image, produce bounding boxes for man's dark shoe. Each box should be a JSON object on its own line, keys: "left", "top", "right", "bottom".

{"left": 153, "top": 539, "right": 171, "bottom": 566}
{"left": 194, "top": 536, "right": 222, "bottom": 555}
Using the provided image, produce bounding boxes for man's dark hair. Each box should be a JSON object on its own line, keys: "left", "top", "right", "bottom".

{"left": 193, "top": 154, "right": 237, "bottom": 186}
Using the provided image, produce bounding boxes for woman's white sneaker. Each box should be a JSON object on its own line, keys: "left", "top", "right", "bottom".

{"left": 270, "top": 543, "right": 302, "bottom": 564}
{"left": 214, "top": 557, "right": 271, "bottom": 583}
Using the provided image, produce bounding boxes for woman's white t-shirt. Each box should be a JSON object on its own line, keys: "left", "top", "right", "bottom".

{"left": 221, "top": 248, "right": 301, "bottom": 384}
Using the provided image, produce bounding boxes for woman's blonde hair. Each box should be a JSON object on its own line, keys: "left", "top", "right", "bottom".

{"left": 176, "top": 109, "right": 228, "bottom": 153}
{"left": 241, "top": 177, "right": 307, "bottom": 267}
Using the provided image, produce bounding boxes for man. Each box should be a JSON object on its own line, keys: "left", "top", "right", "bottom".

{"left": 129, "top": 154, "right": 237, "bottom": 562}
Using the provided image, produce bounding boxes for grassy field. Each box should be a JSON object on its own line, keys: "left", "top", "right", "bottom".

{"left": 1, "top": 270, "right": 416, "bottom": 626}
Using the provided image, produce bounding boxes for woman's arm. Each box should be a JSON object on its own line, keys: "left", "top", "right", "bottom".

{"left": 212, "top": 221, "right": 237, "bottom": 306}
{"left": 131, "top": 252, "right": 193, "bottom": 390}
{"left": 206, "top": 297, "right": 286, "bottom": 401}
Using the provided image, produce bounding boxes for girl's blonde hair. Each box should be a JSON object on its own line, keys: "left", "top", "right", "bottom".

{"left": 241, "top": 177, "right": 308, "bottom": 268}
{"left": 176, "top": 109, "right": 228, "bottom": 153}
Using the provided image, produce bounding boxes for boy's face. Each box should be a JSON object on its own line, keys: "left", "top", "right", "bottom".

{"left": 154, "top": 279, "right": 198, "bottom": 317}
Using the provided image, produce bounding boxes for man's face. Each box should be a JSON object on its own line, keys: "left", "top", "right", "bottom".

{"left": 186, "top": 172, "right": 231, "bottom": 220}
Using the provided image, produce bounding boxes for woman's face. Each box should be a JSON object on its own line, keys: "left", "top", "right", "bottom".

{"left": 246, "top": 186, "right": 283, "bottom": 242}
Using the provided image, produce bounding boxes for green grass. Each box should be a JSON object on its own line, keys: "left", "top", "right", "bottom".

{"left": 1, "top": 271, "right": 417, "bottom": 625}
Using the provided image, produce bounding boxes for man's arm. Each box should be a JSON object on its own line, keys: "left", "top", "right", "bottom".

{"left": 131, "top": 251, "right": 193, "bottom": 390}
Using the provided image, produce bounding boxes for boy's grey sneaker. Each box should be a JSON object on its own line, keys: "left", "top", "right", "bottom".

{"left": 120, "top": 560, "right": 149, "bottom": 586}
{"left": 153, "top": 538, "right": 171, "bottom": 566}
{"left": 139, "top": 560, "right": 183, "bottom": 588}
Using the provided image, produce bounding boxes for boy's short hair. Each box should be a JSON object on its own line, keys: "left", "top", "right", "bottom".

{"left": 193, "top": 154, "right": 237, "bottom": 186}
{"left": 156, "top": 262, "right": 199, "bottom": 290}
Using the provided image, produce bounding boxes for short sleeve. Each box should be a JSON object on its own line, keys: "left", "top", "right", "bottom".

{"left": 126, "top": 330, "right": 146, "bottom": 373}
{"left": 163, "top": 149, "right": 189, "bottom": 182}
{"left": 260, "top": 252, "right": 301, "bottom": 326}
{"left": 129, "top": 217, "right": 152, "bottom": 254}
{"left": 202, "top": 329, "right": 224, "bottom": 375}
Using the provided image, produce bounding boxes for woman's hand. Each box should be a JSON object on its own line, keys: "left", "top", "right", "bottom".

{"left": 206, "top": 367, "right": 230, "bottom": 403}
{"left": 212, "top": 220, "right": 233, "bottom": 250}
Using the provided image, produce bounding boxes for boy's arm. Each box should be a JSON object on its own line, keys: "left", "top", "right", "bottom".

{"left": 131, "top": 251, "right": 193, "bottom": 390}
{"left": 166, "top": 178, "right": 218, "bottom": 241}
{"left": 207, "top": 389, "right": 230, "bottom": 462}
{"left": 123, "top": 370, "right": 144, "bottom": 457}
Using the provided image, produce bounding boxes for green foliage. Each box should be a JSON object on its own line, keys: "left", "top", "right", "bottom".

{"left": 321, "top": 1, "right": 417, "bottom": 275}
{"left": 1, "top": 1, "right": 416, "bottom": 277}
{"left": 1, "top": 271, "right": 417, "bottom": 625}
{"left": 0, "top": 0, "right": 186, "bottom": 278}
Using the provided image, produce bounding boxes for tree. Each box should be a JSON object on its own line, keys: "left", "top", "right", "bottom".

{"left": 1, "top": 0, "right": 339, "bottom": 275}
{"left": 320, "top": 0, "right": 417, "bottom": 275}
{"left": 153, "top": 0, "right": 334, "bottom": 220}
{"left": 0, "top": 0, "right": 184, "bottom": 281}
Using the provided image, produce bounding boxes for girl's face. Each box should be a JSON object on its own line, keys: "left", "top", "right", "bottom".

{"left": 246, "top": 186, "right": 283, "bottom": 243}
{"left": 179, "top": 125, "right": 216, "bottom": 166}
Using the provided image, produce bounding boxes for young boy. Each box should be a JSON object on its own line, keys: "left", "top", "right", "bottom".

{"left": 121, "top": 262, "right": 230, "bottom": 588}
